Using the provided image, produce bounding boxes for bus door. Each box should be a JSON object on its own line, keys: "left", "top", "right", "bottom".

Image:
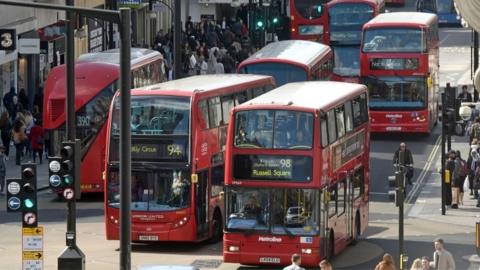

{"left": 195, "top": 170, "right": 209, "bottom": 238}
{"left": 321, "top": 187, "right": 329, "bottom": 258}
{"left": 346, "top": 173, "right": 354, "bottom": 240}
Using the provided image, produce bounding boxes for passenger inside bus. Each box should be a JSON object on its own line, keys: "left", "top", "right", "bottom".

{"left": 168, "top": 170, "right": 190, "bottom": 207}
{"left": 242, "top": 196, "right": 263, "bottom": 222}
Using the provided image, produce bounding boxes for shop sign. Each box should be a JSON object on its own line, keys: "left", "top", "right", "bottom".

{"left": 117, "top": 0, "right": 142, "bottom": 9}
{"left": 18, "top": 38, "right": 40, "bottom": 54}
{"left": 0, "top": 29, "right": 16, "bottom": 51}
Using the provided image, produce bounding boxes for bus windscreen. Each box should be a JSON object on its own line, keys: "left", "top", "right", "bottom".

{"left": 226, "top": 187, "right": 320, "bottom": 236}
{"left": 362, "top": 28, "right": 426, "bottom": 53}
{"left": 111, "top": 96, "right": 190, "bottom": 136}
{"left": 333, "top": 46, "right": 360, "bottom": 76}
{"left": 294, "top": 0, "right": 327, "bottom": 19}
{"left": 329, "top": 3, "right": 374, "bottom": 43}
{"left": 364, "top": 76, "right": 427, "bottom": 109}
{"left": 234, "top": 110, "right": 313, "bottom": 149}
{"left": 240, "top": 63, "right": 308, "bottom": 86}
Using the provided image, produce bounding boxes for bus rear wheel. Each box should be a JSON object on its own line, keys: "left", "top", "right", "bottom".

{"left": 209, "top": 210, "right": 223, "bottom": 243}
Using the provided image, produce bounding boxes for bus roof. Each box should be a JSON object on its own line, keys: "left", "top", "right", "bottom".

{"left": 238, "top": 81, "right": 366, "bottom": 111}
{"left": 133, "top": 74, "right": 273, "bottom": 96}
{"left": 328, "top": 0, "right": 384, "bottom": 7}
{"left": 78, "top": 48, "right": 161, "bottom": 66}
{"left": 364, "top": 12, "right": 437, "bottom": 28}
{"left": 238, "top": 40, "right": 331, "bottom": 70}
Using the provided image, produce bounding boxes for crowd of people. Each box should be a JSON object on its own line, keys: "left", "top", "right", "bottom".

{"left": 152, "top": 15, "right": 257, "bottom": 79}
{"left": 0, "top": 86, "right": 45, "bottom": 194}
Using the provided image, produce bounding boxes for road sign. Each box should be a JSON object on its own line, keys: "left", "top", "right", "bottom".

{"left": 49, "top": 175, "right": 61, "bottom": 187}
{"left": 23, "top": 212, "right": 37, "bottom": 226}
{"left": 8, "top": 197, "right": 21, "bottom": 211}
{"left": 8, "top": 181, "right": 20, "bottom": 195}
{"left": 63, "top": 188, "right": 74, "bottom": 200}
{"left": 22, "top": 226, "right": 43, "bottom": 270}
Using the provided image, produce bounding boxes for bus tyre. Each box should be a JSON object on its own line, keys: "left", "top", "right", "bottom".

{"left": 326, "top": 230, "right": 334, "bottom": 260}
{"left": 209, "top": 211, "right": 223, "bottom": 243}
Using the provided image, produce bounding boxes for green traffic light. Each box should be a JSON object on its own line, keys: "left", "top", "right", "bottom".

{"left": 63, "top": 175, "right": 73, "bottom": 185}
{"left": 273, "top": 17, "right": 278, "bottom": 24}
{"left": 316, "top": 5, "right": 322, "bottom": 13}
{"left": 256, "top": 21, "right": 264, "bottom": 28}
{"left": 24, "top": 199, "right": 34, "bottom": 209}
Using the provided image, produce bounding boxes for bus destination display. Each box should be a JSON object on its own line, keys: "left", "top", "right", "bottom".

{"left": 233, "top": 155, "right": 312, "bottom": 181}
{"left": 110, "top": 138, "right": 188, "bottom": 162}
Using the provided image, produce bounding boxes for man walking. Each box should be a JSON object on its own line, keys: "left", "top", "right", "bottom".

{"left": 393, "top": 142, "right": 414, "bottom": 185}
{"left": 430, "top": 238, "right": 455, "bottom": 270}
{"left": 283, "top": 254, "right": 305, "bottom": 270}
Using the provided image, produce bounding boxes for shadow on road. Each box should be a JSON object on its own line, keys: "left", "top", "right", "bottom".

{"left": 131, "top": 241, "right": 223, "bottom": 256}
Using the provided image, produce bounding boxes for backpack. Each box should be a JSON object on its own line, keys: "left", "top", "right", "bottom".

{"left": 459, "top": 158, "right": 468, "bottom": 178}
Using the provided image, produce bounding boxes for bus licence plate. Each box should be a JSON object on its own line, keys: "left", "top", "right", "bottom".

{"left": 386, "top": 126, "right": 402, "bottom": 131}
{"left": 259, "top": 257, "right": 281, "bottom": 263}
{"left": 139, "top": 235, "right": 158, "bottom": 241}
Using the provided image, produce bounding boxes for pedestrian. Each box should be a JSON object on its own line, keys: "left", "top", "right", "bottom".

{"left": 283, "top": 254, "right": 305, "bottom": 270}
{"left": 18, "top": 88, "right": 29, "bottom": 110}
{"left": 374, "top": 253, "right": 396, "bottom": 270}
{"left": 429, "top": 238, "right": 455, "bottom": 270}
{"left": 469, "top": 117, "right": 480, "bottom": 144}
{"left": 445, "top": 150, "right": 456, "bottom": 206}
{"left": 457, "top": 85, "right": 473, "bottom": 102}
{"left": 421, "top": 256, "right": 430, "bottom": 270}
{"left": 393, "top": 142, "right": 414, "bottom": 185}
{"left": 29, "top": 120, "right": 44, "bottom": 164}
{"left": 3, "top": 87, "right": 16, "bottom": 117}
{"left": 0, "top": 145, "right": 6, "bottom": 194}
{"left": 455, "top": 150, "right": 467, "bottom": 205}
{"left": 0, "top": 110, "right": 11, "bottom": 159}
{"left": 467, "top": 139, "right": 479, "bottom": 196}
{"left": 12, "top": 118, "right": 26, "bottom": 166}
{"left": 319, "top": 259, "right": 333, "bottom": 270}
{"left": 411, "top": 258, "right": 423, "bottom": 270}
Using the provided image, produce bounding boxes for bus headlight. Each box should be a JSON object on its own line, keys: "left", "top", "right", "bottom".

{"left": 301, "top": 248, "right": 312, "bottom": 254}
{"left": 229, "top": 246, "right": 240, "bottom": 252}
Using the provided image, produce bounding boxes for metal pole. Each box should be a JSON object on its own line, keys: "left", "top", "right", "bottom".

{"left": 447, "top": 135, "right": 451, "bottom": 151}
{"left": 441, "top": 93, "right": 446, "bottom": 215}
{"left": 474, "top": 31, "right": 479, "bottom": 74}
{"left": 173, "top": 0, "right": 181, "bottom": 79}
{"left": 398, "top": 150, "right": 405, "bottom": 269}
{"left": 65, "top": 0, "right": 76, "bottom": 246}
{"left": 108, "top": 0, "right": 117, "bottom": 49}
{"left": 119, "top": 8, "right": 132, "bottom": 270}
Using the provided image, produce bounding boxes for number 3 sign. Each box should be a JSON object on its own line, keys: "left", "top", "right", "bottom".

{"left": 0, "top": 29, "right": 16, "bottom": 51}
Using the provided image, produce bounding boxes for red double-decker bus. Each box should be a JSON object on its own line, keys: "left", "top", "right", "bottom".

{"left": 44, "top": 48, "right": 164, "bottom": 193}
{"left": 104, "top": 74, "right": 275, "bottom": 242}
{"left": 223, "top": 81, "right": 370, "bottom": 267}
{"left": 238, "top": 40, "right": 333, "bottom": 86}
{"left": 360, "top": 12, "right": 439, "bottom": 133}
{"left": 290, "top": 0, "right": 331, "bottom": 42}
{"left": 326, "top": 0, "right": 385, "bottom": 83}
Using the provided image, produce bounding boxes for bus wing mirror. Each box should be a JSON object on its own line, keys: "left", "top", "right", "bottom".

{"left": 191, "top": 173, "right": 198, "bottom": 184}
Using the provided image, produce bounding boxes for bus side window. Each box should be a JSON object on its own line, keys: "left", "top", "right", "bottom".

{"left": 335, "top": 106, "right": 345, "bottom": 138}
{"left": 211, "top": 165, "right": 224, "bottom": 197}
{"left": 337, "top": 180, "right": 346, "bottom": 215}
{"left": 235, "top": 91, "right": 248, "bottom": 105}
{"left": 344, "top": 100, "right": 353, "bottom": 133}
{"left": 353, "top": 167, "right": 365, "bottom": 199}
{"left": 252, "top": 87, "right": 264, "bottom": 98}
{"left": 320, "top": 119, "right": 329, "bottom": 147}
{"left": 328, "top": 184, "right": 337, "bottom": 218}
{"left": 327, "top": 110, "right": 337, "bottom": 144}
{"left": 221, "top": 95, "right": 235, "bottom": 124}
{"left": 359, "top": 93, "right": 368, "bottom": 123}
{"left": 198, "top": 100, "right": 209, "bottom": 129}
{"left": 208, "top": 97, "right": 222, "bottom": 128}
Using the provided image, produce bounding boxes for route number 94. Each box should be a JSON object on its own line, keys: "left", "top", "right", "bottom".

{"left": 167, "top": 144, "right": 183, "bottom": 156}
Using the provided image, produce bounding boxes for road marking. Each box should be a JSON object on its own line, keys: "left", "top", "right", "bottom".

{"left": 405, "top": 135, "right": 441, "bottom": 204}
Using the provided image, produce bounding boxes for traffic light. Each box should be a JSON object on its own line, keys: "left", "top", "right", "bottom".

{"left": 444, "top": 108, "right": 456, "bottom": 135}
{"left": 272, "top": 17, "right": 278, "bottom": 24}
{"left": 256, "top": 19, "right": 265, "bottom": 30}
{"left": 48, "top": 156, "right": 62, "bottom": 192}
{"left": 59, "top": 141, "right": 81, "bottom": 200}
{"left": 21, "top": 164, "right": 37, "bottom": 228}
